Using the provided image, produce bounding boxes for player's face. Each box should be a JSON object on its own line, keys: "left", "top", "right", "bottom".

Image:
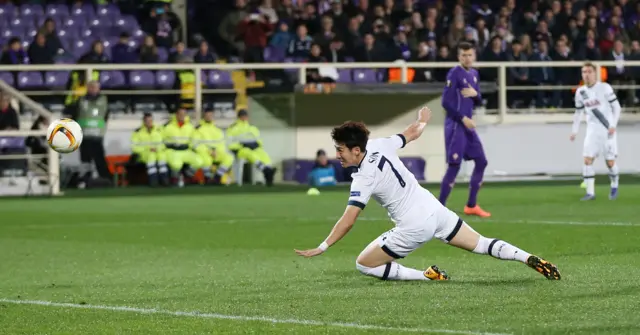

{"left": 334, "top": 143, "right": 360, "bottom": 167}
{"left": 581, "top": 66, "right": 596, "bottom": 85}
{"left": 458, "top": 49, "right": 475, "bottom": 68}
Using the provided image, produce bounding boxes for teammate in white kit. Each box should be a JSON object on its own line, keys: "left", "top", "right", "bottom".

{"left": 295, "top": 107, "right": 561, "bottom": 281}
{"left": 571, "top": 62, "right": 621, "bottom": 201}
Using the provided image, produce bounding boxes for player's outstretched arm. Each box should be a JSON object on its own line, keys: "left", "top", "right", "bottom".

{"left": 294, "top": 205, "right": 361, "bottom": 258}
{"left": 401, "top": 106, "right": 432, "bottom": 144}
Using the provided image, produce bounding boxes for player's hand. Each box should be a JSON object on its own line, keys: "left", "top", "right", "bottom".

{"left": 461, "top": 84, "right": 478, "bottom": 98}
{"left": 418, "top": 106, "right": 432, "bottom": 124}
{"left": 294, "top": 248, "right": 325, "bottom": 258}
{"left": 608, "top": 127, "right": 616, "bottom": 136}
{"left": 569, "top": 134, "right": 576, "bottom": 142}
{"left": 462, "top": 116, "right": 476, "bottom": 129}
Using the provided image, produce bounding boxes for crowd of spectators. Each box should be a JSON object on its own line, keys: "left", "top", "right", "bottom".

{"left": 2, "top": 0, "right": 640, "bottom": 110}
{"left": 214, "top": 0, "right": 640, "bottom": 108}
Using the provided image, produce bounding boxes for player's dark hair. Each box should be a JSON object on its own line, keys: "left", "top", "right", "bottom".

{"left": 331, "top": 121, "right": 370, "bottom": 152}
{"left": 457, "top": 41, "right": 473, "bottom": 52}
{"left": 583, "top": 62, "right": 597, "bottom": 70}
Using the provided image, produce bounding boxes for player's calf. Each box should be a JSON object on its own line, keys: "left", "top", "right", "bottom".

{"left": 355, "top": 261, "right": 448, "bottom": 281}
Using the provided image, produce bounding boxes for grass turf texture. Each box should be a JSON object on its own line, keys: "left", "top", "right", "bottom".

{"left": 1, "top": 183, "right": 639, "bottom": 335}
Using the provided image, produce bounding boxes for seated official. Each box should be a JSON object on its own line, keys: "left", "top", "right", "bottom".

{"left": 226, "top": 109, "right": 276, "bottom": 186}
{"left": 193, "top": 109, "right": 234, "bottom": 185}
{"left": 162, "top": 108, "right": 203, "bottom": 187}
{"left": 308, "top": 149, "right": 337, "bottom": 187}
{"left": 131, "top": 113, "right": 169, "bottom": 187}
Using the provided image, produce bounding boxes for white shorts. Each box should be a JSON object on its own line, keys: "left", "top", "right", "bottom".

{"left": 583, "top": 133, "right": 617, "bottom": 160}
{"left": 376, "top": 207, "right": 462, "bottom": 259}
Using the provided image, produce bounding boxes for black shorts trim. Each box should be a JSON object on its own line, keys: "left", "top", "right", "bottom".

{"left": 445, "top": 218, "right": 463, "bottom": 242}
{"left": 381, "top": 245, "right": 404, "bottom": 259}
{"left": 396, "top": 134, "right": 407, "bottom": 148}
{"left": 347, "top": 200, "right": 366, "bottom": 209}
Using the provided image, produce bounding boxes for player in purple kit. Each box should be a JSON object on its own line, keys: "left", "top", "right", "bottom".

{"left": 439, "top": 42, "right": 491, "bottom": 218}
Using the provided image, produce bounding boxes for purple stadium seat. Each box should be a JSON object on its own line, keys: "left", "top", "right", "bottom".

{"left": 131, "top": 29, "right": 145, "bottom": 41}
{"left": 129, "top": 70, "right": 155, "bottom": 88}
{"left": 263, "top": 46, "right": 285, "bottom": 62}
{"left": 71, "top": 39, "right": 91, "bottom": 58}
{"left": 20, "top": 4, "right": 44, "bottom": 18}
{"left": 208, "top": 71, "right": 233, "bottom": 87}
{"left": 17, "top": 72, "right": 44, "bottom": 89}
{"left": 114, "top": 15, "right": 138, "bottom": 32}
{"left": 155, "top": 70, "right": 175, "bottom": 88}
{"left": 70, "top": 4, "right": 94, "bottom": 19}
{"left": 57, "top": 28, "right": 77, "bottom": 40}
{"left": 26, "top": 27, "right": 38, "bottom": 39}
{"left": 156, "top": 47, "right": 168, "bottom": 62}
{"left": 399, "top": 157, "right": 426, "bottom": 181}
{"left": 44, "top": 71, "right": 70, "bottom": 89}
{"left": 9, "top": 18, "right": 30, "bottom": 29}
{"left": 96, "top": 4, "right": 120, "bottom": 20}
{"left": 0, "top": 72, "right": 15, "bottom": 86}
{"left": 45, "top": 4, "right": 69, "bottom": 18}
{"left": 102, "top": 36, "right": 119, "bottom": 49}
{"left": 353, "top": 69, "right": 378, "bottom": 83}
{"left": 100, "top": 70, "right": 126, "bottom": 88}
{"left": 0, "top": 4, "right": 16, "bottom": 20}
{"left": 127, "top": 39, "right": 140, "bottom": 49}
{"left": 336, "top": 69, "right": 352, "bottom": 83}
{"left": 20, "top": 40, "right": 29, "bottom": 49}
{"left": 58, "top": 35, "right": 73, "bottom": 50}
{"left": 89, "top": 18, "right": 111, "bottom": 30}
{"left": 2, "top": 27, "right": 25, "bottom": 39}
{"left": 62, "top": 17, "right": 84, "bottom": 30}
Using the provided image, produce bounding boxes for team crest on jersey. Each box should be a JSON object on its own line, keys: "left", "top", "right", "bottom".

{"left": 463, "top": 78, "right": 467, "bottom": 84}
{"left": 452, "top": 153, "right": 459, "bottom": 160}
{"left": 368, "top": 152, "right": 379, "bottom": 163}
{"left": 473, "top": 76, "right": 477, "bottom": 83}
{"left": 446, "top": 80, "right": 451, "bottom": 87}
{"left": 580, "top": 90, "right": 589, "bottom": 99}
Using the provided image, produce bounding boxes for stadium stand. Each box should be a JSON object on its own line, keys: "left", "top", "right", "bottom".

{"left": 0, "top": 0, "right": 639, "bottom": 111}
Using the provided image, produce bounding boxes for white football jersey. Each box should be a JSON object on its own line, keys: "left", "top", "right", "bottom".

{"left": 573, "top": 82, "right": 620, "bottom": 135}
{"left": 348, "top": 135, "right": 441, "bottom": 228}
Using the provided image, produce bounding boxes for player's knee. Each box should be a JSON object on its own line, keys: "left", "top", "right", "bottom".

{"left": 447, "top": 163, "right": 461, "bottom": 173}
{"left": 355, "top": 262, "right": 374, "bottom": 276}
{"left": 583, "top": 157, "right": 594, "bottom": 165}
{"left": 606, "top": 160, "right": 615, "bottom": 168}
{"left": 474, "top": 157, "right": 488, "bottom": 169}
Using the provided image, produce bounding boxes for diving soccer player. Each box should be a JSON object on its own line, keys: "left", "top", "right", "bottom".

{"left": 294, "top": 107, "right": 561, "bottom": 282}
{"left": 571, "top": 62, "right": 621, "bottom": 200}
{"left": 439, "top": 42, "right": 490, "bottom": 218}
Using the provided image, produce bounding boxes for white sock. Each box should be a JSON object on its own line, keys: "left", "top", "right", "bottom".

{"left": 583, "top": 164, "right": 595, "bottom": 195}
{"left": 608, "top": 164, "right": 619, "bottom": 188}
{"left": 356, "top": 262, "right": 430, "bottom": 281}
{"left": 146, "top": 163, "right": 157, "bottom": 175}
{"left": 472, "top": 236, "right": 530, "bottom": 263}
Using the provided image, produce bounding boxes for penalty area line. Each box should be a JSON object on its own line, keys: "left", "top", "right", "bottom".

{"left": 0, "top": 298, "right": 511, "bottom": 335}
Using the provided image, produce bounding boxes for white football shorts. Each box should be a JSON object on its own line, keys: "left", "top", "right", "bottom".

{"left": 583, "top": 133, "right": 617, "bottom": 160}
{"left": 376, "top": 206, "right": 463, "bottom": 259}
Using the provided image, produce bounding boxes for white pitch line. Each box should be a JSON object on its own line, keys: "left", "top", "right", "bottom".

{"left": 0, "top": 299, "right": 511, "bottom": 335}
{"left": 350, "top": 217, "right": 640, "bottom": 227}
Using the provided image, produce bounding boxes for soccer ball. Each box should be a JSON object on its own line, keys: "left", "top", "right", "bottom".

{"left": 46, "top": 118, "right": 83, "bottom": 153}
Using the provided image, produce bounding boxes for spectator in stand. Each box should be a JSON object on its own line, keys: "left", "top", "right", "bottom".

{"left": 0, "top": 94, "right": 19, "bottom": 131}
{"left": 530, "top": 39, "right": 556, "bottom": 108}
{"left": 471, "top": 18, "right": 490, "bottom": 50}
{"left": 600, "top": 29, "right": 616, "bottom": 55}
{"left": 259, "top": 0, "right": 279, "bottom": 24}
{"left": 343, "top": 17, "right": 363, "bottom": 57}
{"left": 354, "top": 33, "right": 384, "bottom": 62}
{"left": 38, "top": 18, "right": 64, "bottom": 56}
{"left": 139, "top": 36, "right": 160, "bottom": 63}
{"left": 288, "top": 24, "right": 313, "bottom": 58}
{"left": 168, "top": 41, "right": 187, "bottom": 63}
{"left": 194, "top": 41, "right": 216, "bottom": 63}
{"left": 326, "top": 0, "right": 348, "bottom": 33}
{"left": 412, "top": 41, "right": 435, "bottom": 82}
{"left": 1, "top": 38, "right": 28, "bottom": 65}
{"left": 605, "top": 40, "right": 634, "bottom": 107}
{"left": 392, "top": 30, "right": 412, "bottom": 61}
{"left": 237, "top": 12, "right": 272, "bottom": 63}
{"left": 111, "top": 33, "right": 138, "bottom": 64}
{"left": 578, "top": 36, "right": 601, "bottom": 61}
{"left": 324, "top": 37, "right": 347, "bottom": 63}
{"left": 276, "top": 0, "right": 294, "bottom": 24}
{"left": 446, "top": 18, "right": 465, "bottom": 48}
{"left": 308, "top": 149, "right": 337, "bottom": 187}
{"left": 306, "top": 44, "right": 330, "bottom": 84}
{"left": 270, "top": 21, "right": 292, "bottom": 50}
{"left": 28, "top": 33, "right": 55, "bottom": 64}
{"left": 506, "top": 39, "right": 531, "bottom": 108}
{"left": 433, "top": 45, "right": 450, "bottom": 82}
{"left": 143, "top": 6, "right": 177, "bottom": 49}
{"left": 79, "top": 41, "right": 109, "bottom": 64}
{"left": 296, "top": 3, "right": 320, "bottom": 36}
{"left": 551, "top": 38, "right": 575, "bottom": 108}
{"left": 219, "top": 0, "right": 248, "bottom": 57}
{"left": 315, "top": 16, "right": 338, "bottom": 51}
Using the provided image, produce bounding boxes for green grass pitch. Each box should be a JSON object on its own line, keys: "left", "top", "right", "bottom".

{"left": 1, "top": 183, "right": 640, "bottom": 335}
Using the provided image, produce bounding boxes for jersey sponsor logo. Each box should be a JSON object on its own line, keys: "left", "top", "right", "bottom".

{"left": 350, "top": 191, "right": 361, "bottom": 197}
{"left": 473, "top": 76, "right": 477, "bottom": 83}
{"left": 584, "top": 99, "right": 600, "bottom": 107}
{"left": 446, "top": 80, "right": 451, "bottom": 87}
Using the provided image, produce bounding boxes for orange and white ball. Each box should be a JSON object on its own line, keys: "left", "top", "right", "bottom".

{"left": 46, "top": 118, "right": 83, "bottom": 153}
